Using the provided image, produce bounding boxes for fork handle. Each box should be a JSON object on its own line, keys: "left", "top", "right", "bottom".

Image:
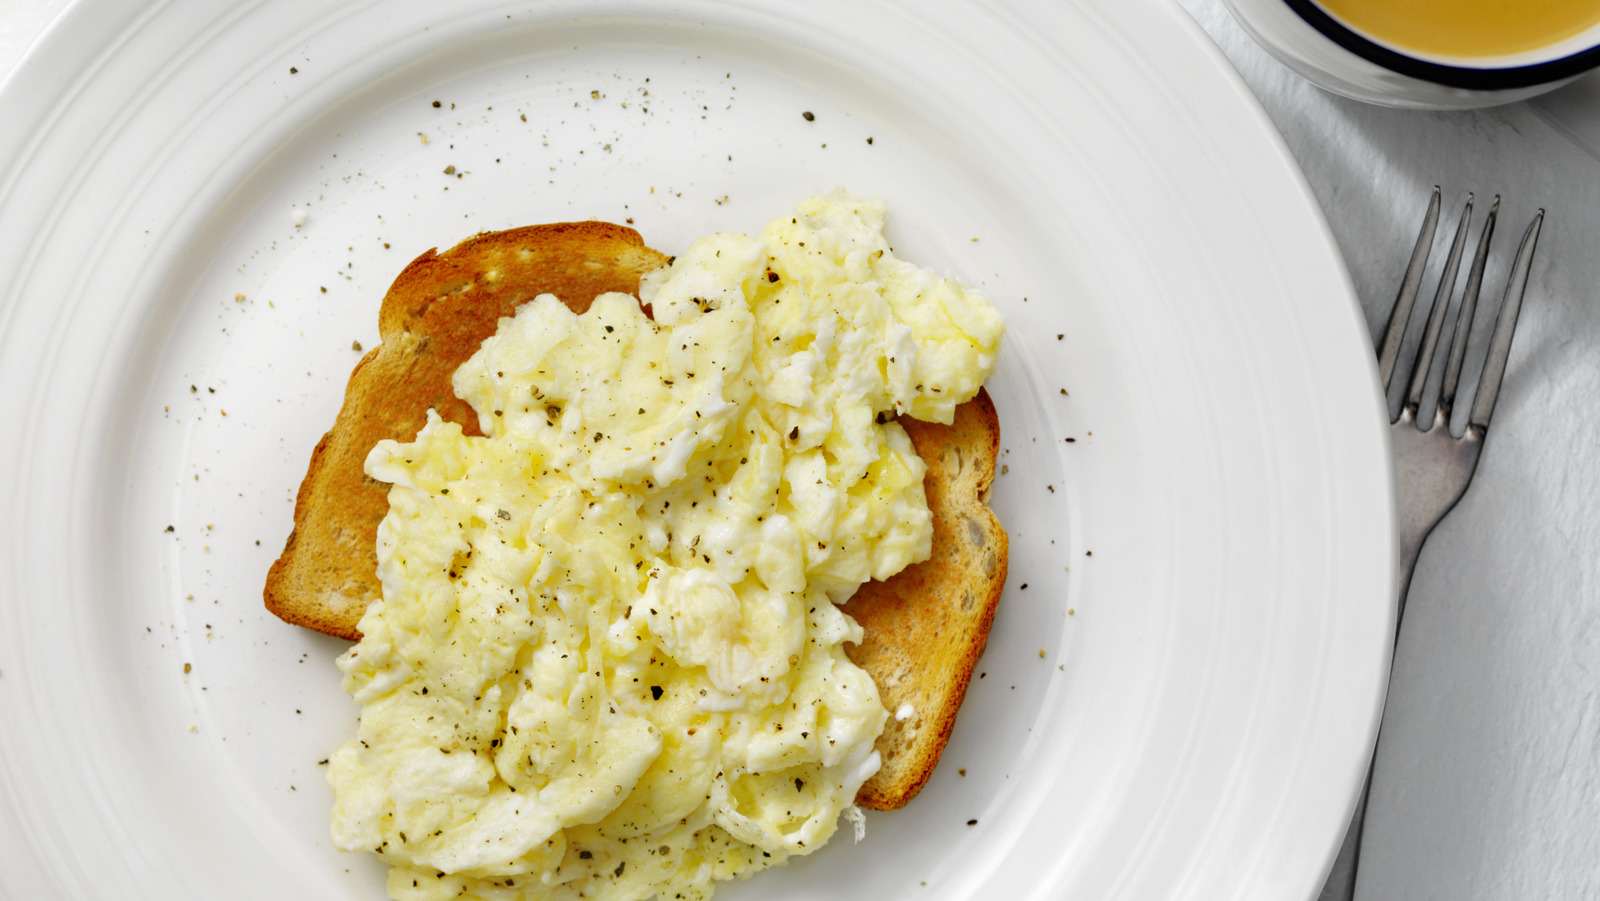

{"left": 1319, "top": 770, "right": 1374, "bottom": 901}
{"left": 1318, "top": 536, "right": 1425, "bottom": 901}
{"left": 1393, "top": 519, "right": 1427, "bottom": 626}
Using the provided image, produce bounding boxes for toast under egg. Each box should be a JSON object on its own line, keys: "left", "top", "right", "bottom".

{"left": 263, "top": 220, "right": 1006, "bottom": 809}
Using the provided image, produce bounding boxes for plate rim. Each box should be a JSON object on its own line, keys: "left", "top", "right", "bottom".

{"left": 0, "top": 1, "right": 1396, "bottom": 899}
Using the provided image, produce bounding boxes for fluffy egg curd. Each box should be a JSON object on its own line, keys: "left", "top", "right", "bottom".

{"left": 328, "top": 192, "right": 1004, "bottom": 901}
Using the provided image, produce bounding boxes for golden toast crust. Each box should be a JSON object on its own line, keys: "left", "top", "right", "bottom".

{"left": 264, "top": 222, "right": 669, "bottom": 640}
{"left": 842, "top": 390, "right": 1005, "bottom": 809}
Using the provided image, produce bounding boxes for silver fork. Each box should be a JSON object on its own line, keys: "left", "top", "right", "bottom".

{"left": 1318, "top": 187, "right": 1544, "bottom": 901}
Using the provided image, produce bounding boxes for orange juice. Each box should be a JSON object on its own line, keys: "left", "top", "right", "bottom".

{"left": 1315, "top": 0, "right": 1600, "bottom": 58}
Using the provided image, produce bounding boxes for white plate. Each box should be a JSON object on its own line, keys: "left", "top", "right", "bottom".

{"left": 0, "top": 1, "right": 1394, "bottom": 898}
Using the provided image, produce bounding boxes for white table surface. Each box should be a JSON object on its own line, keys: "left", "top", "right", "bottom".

{"left": 3, "top": 1, "right": 1596, "bottom": 898}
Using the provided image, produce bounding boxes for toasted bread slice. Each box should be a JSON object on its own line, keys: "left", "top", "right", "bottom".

{"left": 842, "top": 390, "right": 1006, "bottom": 809}
{"left": 265, "top": 223, "right": 1006, "bottom": 810}
{"left": 264, "top": 222, "right": 670, "bottom": 640}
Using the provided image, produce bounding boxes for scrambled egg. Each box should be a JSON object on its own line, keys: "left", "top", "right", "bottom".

{"left": 328, "top": 192, "right": 1004, "bottom": 901}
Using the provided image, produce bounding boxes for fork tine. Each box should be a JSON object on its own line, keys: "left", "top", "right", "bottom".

{"left": 1440, "top": 197, "right": 1499, "bottom": 423}
{"left": 1467, "top": 209, "right": 1544, "bottom": 433}
{"left": 1378, "top": 186, "right": 1442, "bottom": 391}
{"left": 1404, "top": 194, "right": 1473, "bottom": 423}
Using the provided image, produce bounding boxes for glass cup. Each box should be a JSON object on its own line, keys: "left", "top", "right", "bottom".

{"left": 1220, "top": 0, "right": 1600, "bottom": 109}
